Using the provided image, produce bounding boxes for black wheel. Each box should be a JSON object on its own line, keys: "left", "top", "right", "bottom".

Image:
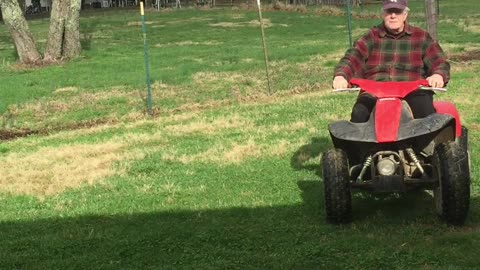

{"left": 433, "top": 141, "right": 470, "bottom": 226}
{"left": 457, "top": 125, "right": 472, "bottom": 175}
{"left": 457, "top": 125, "right": 468, "bottom": 152}
{"left": 321, "top": 148, "right": 352, "bottom": 224}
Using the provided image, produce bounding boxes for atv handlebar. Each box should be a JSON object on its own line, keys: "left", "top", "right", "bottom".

{"left": 333, "top": 86, "right": 446, "bottom": 93}
{"left": 332, "top": 87, "right": 361, "bottom": 92}
{"left": 418, "top": 86, "right": 447, "bottom": 92}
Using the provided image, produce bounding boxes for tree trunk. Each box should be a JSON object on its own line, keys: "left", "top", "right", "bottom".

{"left": 63, "top": 0, "right": 82, "bottom": 58}
{"left": 424, "top": 0, "right": 438, "bottom": 41}
{"left": 44, "top": 0, "right": 68, "bottom": 61}
{"left": 0, "top": 0, "right": 42, "bottom": 63}
{"left": 44, "top": 0, "right": 82, "bottom": 62}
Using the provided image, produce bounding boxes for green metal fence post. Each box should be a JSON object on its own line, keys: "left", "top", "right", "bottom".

{"left": 140, "top": 2, "right": 153, "bottom": 116}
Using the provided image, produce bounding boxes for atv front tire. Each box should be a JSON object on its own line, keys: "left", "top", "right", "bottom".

{"left": 457, "top": 125, "right": 468, "bottom": 152}
{"left": 321, "top": 148, "right": 352, "bottom": 224}
{"left": 433, "top": 141, "right": 470, "bottom": 226}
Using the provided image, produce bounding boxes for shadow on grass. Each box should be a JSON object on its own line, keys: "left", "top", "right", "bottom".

{"left": 80, "top": 20, "right": 97, "bottom": 51}
{"left": 0, "top": 33, "right": 17, "bottom": 62}
{"left": 0, "top": 139, "right": 477, "bottom": 268}
{"left": 1, "top": 181, "right": 478, "bottom": 269}
{"left": 290, "top": 136, "right": 331, "bottom": 174}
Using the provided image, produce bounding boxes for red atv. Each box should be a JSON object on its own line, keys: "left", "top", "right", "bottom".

{"left": 322, "top": 79, "right": 470, "bottom": 225}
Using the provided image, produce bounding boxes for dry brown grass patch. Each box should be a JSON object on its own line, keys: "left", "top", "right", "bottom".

{"left": 308, "top": 51, "right": 346, "bottom": 64}
{"left": 165, "top": 17, "right": 214, "bottom": 24}
{"left": 352, "top": 28, "right": 370, "bottom": 39}
{"left": 165, "top": 139, "right": 262, "bottom": 164}
{"left": 154, "top": 40, "right": 222, "bottom": 48}
{"left": 163, "top": 136, "right": 303, "bottom": 165}
{"left": 440, "top": 18, "right": 480, "bottom": 33}
{"left": 8, "top": 59, "right": 64, "bottom": 71}
{"left": 209, "top": 22, "right": 244, "bottom": 28}
{"left": 223, "top": 139, "right": 262, "bottom": 163}
{"left": 54, "top": 86, "right": 78, "bottom": 94}
{"left": 209, "top": 19, "right": 274, "bottom": 28}
{"left": 164, "top": 115, "right": 253, "bottom": 135}
{"left": 0, "top": 142, "right": 142, "bottom": 197}
{"left": 151, "top": 81, "right": 190, "bottom": 100}
{"left": 17, "top": 89, "right": 140, "bottom": 121}
{"left": 247, "top": 19, "right": 273, "bottom": 28}
{"left": 315, "top": 6, "right": 344, "bottom": 16}
{"left": 192, "top": 71, "right": 263, "bottom": 86}
{"left": 450, "top": 62, "right": 478, "bottom": 74}
{"left": 170, "top": 139, "right": 258, "bottom": 165}
{"left": 448, "top": 49, "right": 480, "bottom": 63}
{"left": 127, "top": 21, "right": 156, "bottom": 26}
{"left": 231, "top": 14, "right": 246, "bottom": 19}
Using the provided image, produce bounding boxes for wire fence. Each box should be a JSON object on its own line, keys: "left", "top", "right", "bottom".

{"left": 267, "top": 0, "right": 365, "bottom": 6}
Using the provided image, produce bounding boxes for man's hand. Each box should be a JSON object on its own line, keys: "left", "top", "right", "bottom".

{"left": 426, "top": 74, "right": 445, "bottom": 88}
{"left": 332, "top": 76, "right": 348, "bottom": 90}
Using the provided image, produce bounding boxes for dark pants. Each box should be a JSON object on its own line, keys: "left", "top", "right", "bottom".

{"left": 350, "top": 90, "right": 435, "bottom": 123}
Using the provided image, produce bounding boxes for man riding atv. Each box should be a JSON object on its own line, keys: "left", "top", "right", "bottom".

{"left": 322, "top": 0, "right": 470, "bottom": 225}
{"left": 332, "top": 0, "right": 449, "bottom": 123}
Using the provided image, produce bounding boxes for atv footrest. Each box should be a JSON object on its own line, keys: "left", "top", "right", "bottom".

{"left": 351, "top": 176, "right": 438, "bottom": 192}
{"left": 373, "top": 175, "right": 406, "bottom": 192}
{"left": 351, "top": 176, "right": 406, "bottom": 192}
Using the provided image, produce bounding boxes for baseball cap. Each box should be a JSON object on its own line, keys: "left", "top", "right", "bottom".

{"left": 383, "top": 0, "right": 407, "bottom": 10}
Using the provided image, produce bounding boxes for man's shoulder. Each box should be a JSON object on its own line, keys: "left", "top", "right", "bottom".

{"left": 370, "top": 23, "right": 384, "bottom": 33}
{"left": 405, "top": 24, "right": 429, "bottom": 35}
{"left": 362, "top": 24, "right": 383, "bottom": 38}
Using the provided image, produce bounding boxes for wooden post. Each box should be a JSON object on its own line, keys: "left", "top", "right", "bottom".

{"left": 346, "top": 0, "right": 353, "bottom": 48}
{"left": 424, "top": 0, "right": 438, "bottom": 41}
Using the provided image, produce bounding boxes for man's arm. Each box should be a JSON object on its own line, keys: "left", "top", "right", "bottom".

{"left": 423, "top": 35, "right": 450, "bottom": 87}
{"left": 332, "top": 32, "right": 371, "bottom": 89}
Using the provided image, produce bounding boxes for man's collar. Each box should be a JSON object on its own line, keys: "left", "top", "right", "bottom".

{"left": 378, "top": 22, "right": 412, "bottom": 37}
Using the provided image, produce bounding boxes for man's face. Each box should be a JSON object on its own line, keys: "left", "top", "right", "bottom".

{"left": 383, "top": 8, "right": 408, "bottom": 34}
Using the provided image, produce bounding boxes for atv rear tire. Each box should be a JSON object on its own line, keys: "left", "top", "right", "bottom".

{"left": 322, "top": 149, "right": 352, "bottom": 224}
{"left": 433, "top": 141, "right": 470, "bottom": 226}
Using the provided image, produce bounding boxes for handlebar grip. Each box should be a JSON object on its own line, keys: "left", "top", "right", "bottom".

{"left": 418, "top": 86, "right": 447, "bottom": 92}
{"left": 332, "top": 87, "right": 361, "bottom": 92}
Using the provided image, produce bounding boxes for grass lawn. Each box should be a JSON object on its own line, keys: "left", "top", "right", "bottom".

{"left": 0, "top": 0, "right": 480, "bottom": 268}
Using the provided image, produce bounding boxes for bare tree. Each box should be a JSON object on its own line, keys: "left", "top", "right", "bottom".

{"left": 44, "top": 0, "right": 82, "bottom": 62}
{"left": 0, "top": 0, "right": 82, "bottom": 64}
{"left": 63, "top": 0, "right": 83, "bottom": 58}
{"left": 0, "top": 0, "right": 42, "bottom": 63}
{"left": 424, "top": 0, "right": 438, "bottom": 41}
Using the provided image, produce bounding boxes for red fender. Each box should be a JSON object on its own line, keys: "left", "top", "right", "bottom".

{"left": 375, "top": 98, "right": 402, "bottom": 143}
{"left": 350, "top": 79, "right": 429, "bottom": 98}
{"left": 433, "top": 102, "right": 462, "bottom": 137}
{"left": 350, "top": 79, "right": 429, "bottom": 143}
{"left": 348, "top": 79, "right": 462, "bottom": 141}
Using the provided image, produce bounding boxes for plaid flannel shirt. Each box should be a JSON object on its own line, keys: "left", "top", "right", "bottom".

{"left": 334, "top": 23, "right": 450, "bottom": 83}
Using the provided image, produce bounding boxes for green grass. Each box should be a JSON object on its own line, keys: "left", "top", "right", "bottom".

{"left": 0, "top": 1, "right": 480, "bottom": 268}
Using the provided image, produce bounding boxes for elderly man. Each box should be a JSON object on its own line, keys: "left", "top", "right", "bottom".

{"left": 332, "top": 0, "right": 450, "bottom": 123}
